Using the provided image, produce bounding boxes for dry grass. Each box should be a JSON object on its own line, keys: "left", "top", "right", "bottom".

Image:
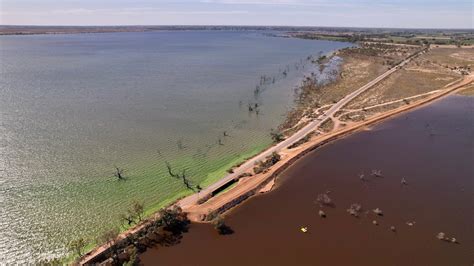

{"left": 456, "top": 84, "right": 474, "bottom": 96}
{"left": 346, "top": 47, "right": 473, "bottom": 109}
{"left": 283, "top": 120, "right": 310, "bottom": 137}
{"left": 340, "top": 101, "right": 407, "bottom": 122}
{"left": 424, "top": 47, "right": 474, "bottom": 68}
{"left": 318, "top": 118, "right": 335, "bottom": 133}
{"left": 294, "top": 43, "right": 420, "bottom": 110}
{"left": 279, "top": 43, "right": 422, "bottom": 133}
{"left": 346, "top": 69, "right": 458, "bottom": 109}
{"left": 279, "top": 108, "right": 304, "bottom": 131}
{"left": 279, "top": 45, "right": 473, "bottom": 135}
{"left": 291, "top": 54, "right": 386, "bottom": 116}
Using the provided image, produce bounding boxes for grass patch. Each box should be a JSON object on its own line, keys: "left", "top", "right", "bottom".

{"left": 59, "top": 141, "right": 271, "bottom": 264}
{"left": 200, "top": 142, "right": 270, "bottom": 187}
{"left": 212, "top": 180, "right": 238, "bottom": 197}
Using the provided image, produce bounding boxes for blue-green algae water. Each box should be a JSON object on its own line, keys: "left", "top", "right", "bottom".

{"left": 0, "top": 30, "right": 351, "bottom": 262}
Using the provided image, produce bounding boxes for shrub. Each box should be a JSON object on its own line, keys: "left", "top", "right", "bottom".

{"left": 270, "top": 130, "right": 285, "bottom": 143}
{"left": 253, "top": 152, "right": 281, "bottom": 174}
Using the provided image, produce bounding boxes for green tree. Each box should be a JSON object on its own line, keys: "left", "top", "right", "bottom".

{"left": 270, "top": 129, "right": 284, "bottom": 143}
{"left": 132, "top": 200, "right": 144, "bottom": 222}
{"left": 120, "top": 201, "right": 145, "bottom": 227}
{"left": 269, "top": 152, "right": 281, "bottom": 165}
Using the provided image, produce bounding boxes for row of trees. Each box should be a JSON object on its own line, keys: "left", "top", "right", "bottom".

{"left": 67, "top": 200, "right": 145, "bottom": 260}
{"left": 67, "top": 204, "right": 190, "bottom": 265}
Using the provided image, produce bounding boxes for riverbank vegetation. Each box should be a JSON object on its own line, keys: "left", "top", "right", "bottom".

{"left": 318, "top": 118, "right": 335, "bottom": 133}
{"left": 74, "top": 206, "right": 189, "bottom": 265}
{"left": 253, "top": 152, "right": 281, "bottom": 174}
{"left": 290, "top": 29, "right": 474, "bottom": 47}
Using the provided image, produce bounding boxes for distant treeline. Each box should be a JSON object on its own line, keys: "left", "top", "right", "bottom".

{"left": 2, "top": 25, "right": 473, "bottom": 36}
{"left": 290, "top": 30, "right": 474, "bottom": 46}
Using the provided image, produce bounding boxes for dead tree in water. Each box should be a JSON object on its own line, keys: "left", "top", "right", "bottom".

{"left": 213, "top": 215, "right": 234, "bottom": 235}
{"left": 347, "top": 203, "right": 362, "bottom": 217}
{"left": 176, "top": 138, "right": 185, "bottom": 150}
{"left": 181, "top": 170, "right": 193, "bottom": 190}
{"left": 315, "top": 191, "right": 334, "bottom": 208}
{"left": 248, "top": 103, "right": 254, "bottom": 112}
{"left": 114, "top": 167, "right": 125, "bottom": 180}
{"left": 373, "top": 208, "right": 383, "bottom": 216}
{"left": 254, "top": 86, "right": 261, "bottom": 97}
{"left": 371, "top": 169, "right": 383, "bottom": 177}
{"left": 165, "top": 162, "right": 194, "bottom": 191}
{"left": 165, "top": 161, "right": 176, "bottom": 178}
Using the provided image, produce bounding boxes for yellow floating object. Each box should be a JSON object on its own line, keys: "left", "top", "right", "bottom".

{"left": 300, "top": 227, "right": 308, "bottom": 233}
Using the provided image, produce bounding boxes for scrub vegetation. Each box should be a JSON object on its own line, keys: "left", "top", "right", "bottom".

{"left": 253, "top": 152, "right": 281, "bottom": 174}
{"left": 290, "top": 29, "right": 474, "bottom": 46}
{"left": 71, "top": 206, "right": 189, "bottom": 265}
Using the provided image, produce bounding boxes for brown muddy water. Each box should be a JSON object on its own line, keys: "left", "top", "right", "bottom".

{"left": 140, "top": 95, "right": 473, "bottom": 266}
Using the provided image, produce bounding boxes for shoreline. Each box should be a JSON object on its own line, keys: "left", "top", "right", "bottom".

{"left": 178, "top": 46, "right": 429, "bottom": 220}
{"left": 81, "top": 75, "right": 471, "bottom": 265}
{"left": 1, "top": 17, "right": 471, "bottom": 264}
{"left": 78, "top": 44, "right": 472, "bottom": 264}
{"left": 139, "top": 90, "right": 474, "bottom": 266}
{"left": 182, "top": 74, "right": 472, "bottom": 223}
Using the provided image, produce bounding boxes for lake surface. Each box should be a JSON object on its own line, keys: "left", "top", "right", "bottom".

{"left": 140, "top": 95, "right": 474, "bottom": 266}
{"left": 0, "top": 31, "right": 351, "bottom": 262}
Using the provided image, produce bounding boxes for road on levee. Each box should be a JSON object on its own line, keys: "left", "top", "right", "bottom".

{"left": 177, "top": 48, "right": 425, "bottom": 209}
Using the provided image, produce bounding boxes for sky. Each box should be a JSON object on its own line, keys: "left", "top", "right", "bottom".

{"left": 0, "top": 0, "right": 472, "bottom": 28}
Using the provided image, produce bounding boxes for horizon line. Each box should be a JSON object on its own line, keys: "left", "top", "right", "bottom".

{"left": 1, "top": 24, "right": 473, "bottom": 31}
